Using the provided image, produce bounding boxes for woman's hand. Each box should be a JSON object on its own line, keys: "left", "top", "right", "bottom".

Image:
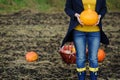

{"left": 95, "top": 15, "right": 101, "bottom": 26}
{"left": 75, "top": 13, "right": 84, "bottom": 25}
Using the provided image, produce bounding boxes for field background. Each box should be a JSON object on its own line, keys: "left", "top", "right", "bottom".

{"left": 0, "top": 0, "right": 120, "bottom": 14}
{"left": 0, "top": 0, "right": 120, "bottom": 80}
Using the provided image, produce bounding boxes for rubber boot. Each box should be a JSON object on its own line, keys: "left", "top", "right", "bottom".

{"left": 77, "top": 71, "right": 86, "bottom": 80}
{"left": 90, "top": 71, "right": 97, "bottom": 80}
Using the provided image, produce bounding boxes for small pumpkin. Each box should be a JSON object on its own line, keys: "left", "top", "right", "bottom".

{"left": 71, "top": 46, "right": 76, "bottom": 53}
{"left": 98, "top": 49, "right": 106, "bottom": 62}
{"left": 25, "top": 51, "right": 38, "bottom": 62}
{"left": 80, "top": 9, "right": 98, "bottom": 26}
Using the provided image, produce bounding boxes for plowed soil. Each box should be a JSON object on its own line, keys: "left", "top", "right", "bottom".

{"left": 0, "top": 10, "right": 120, "bottom": 80}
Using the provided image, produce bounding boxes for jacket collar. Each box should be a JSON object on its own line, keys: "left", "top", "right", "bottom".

{"left": 78, "top": 0, "right": 83, "bottom": 8}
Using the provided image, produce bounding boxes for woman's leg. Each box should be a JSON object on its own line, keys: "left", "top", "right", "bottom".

{"left": 73, "top": 30, "right": 86, "bottom": 80}
{"left": 87, "top": 32, "right": 100, "bottom": 80}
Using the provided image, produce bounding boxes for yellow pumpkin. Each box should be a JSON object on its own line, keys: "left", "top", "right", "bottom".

{"left": 25, "top": 51, "right": 38, "bottom": 62}
{"left": 80, "top": 9, "right": 98, "bottom": 26}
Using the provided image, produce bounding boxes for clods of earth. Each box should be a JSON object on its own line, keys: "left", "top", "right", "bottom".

{"left": 0, "top": 10, "right": 120, "bottom": 80}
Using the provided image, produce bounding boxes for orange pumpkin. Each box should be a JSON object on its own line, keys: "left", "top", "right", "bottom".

{"left": 98, "top": 49, "right": 106, "bottom": 62}
{"left": 25, "top": 51, "right": 38, "bottom": 62}
{"left": 71, "top": 46, "right": 76, "bottom": 53}
{"left": 80, "top": 9, "right": 98, "bottom": 26}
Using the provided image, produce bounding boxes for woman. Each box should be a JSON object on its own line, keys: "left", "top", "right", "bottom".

{"left": 61, "top": 0, "right": 109, "bottom": 80}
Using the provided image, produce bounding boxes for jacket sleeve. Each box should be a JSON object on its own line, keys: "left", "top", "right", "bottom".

{"left": 64, "top": 0, "right": 76, "bottom": 19}
{"left": 99, "top": 0, "right": 107, "bottom": 19}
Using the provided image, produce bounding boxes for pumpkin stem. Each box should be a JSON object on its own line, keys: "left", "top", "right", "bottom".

{"left": 88, "top": 4, "right": 91, "bottom": 9}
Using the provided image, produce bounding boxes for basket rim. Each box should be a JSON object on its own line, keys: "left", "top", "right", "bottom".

{"left": 59, "top": 48, "right": 76, "bottom": 55}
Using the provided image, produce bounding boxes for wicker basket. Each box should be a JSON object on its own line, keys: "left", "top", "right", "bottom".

{"left": 59, "top": 45, "right": 76, "bottom": 64}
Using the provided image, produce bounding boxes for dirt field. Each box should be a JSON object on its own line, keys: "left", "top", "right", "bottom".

{"left": 0, "top": 10, "right": 120, "bottom": 80}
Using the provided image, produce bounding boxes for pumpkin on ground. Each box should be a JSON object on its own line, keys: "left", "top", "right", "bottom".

{"left": 98, "top": 49, "right": 106, "bottom": 62}
{"left": 25, "top": 51, "right": 38, "bottom": 62}
{"left": 80, "top": 9, "right": 98, "bottom": 26}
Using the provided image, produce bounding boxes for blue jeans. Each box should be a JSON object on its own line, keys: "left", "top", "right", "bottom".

{"left": 73, "top": 30, "right": 100, "bottom": 69}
